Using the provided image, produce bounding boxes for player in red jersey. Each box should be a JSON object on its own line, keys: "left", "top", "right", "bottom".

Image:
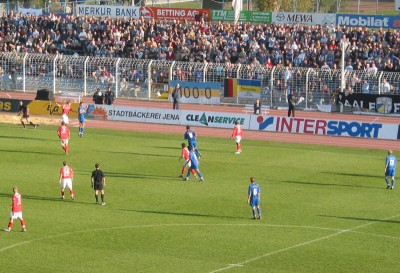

{"left": 57, "top": 121, "right": 71, "bottom": 155}
{"left": 56, "top": 101, "right": 72, "bottom": 125}
{"left": 59, "top": 161, "right": 75, "bottom": 200}
{"left": 178, "top": 143, "right": 196, "bottom": 178}
{"left": 4, "top": 186, "right": 26, "bottom": 232}
{"left": 230, "top": 119, "right": 243, "bottom": 154}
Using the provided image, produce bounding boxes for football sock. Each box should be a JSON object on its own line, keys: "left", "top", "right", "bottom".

{"left": 29, "top": 121, "right": 35, "bottom": 126}
{"left": 101, "top": 194, "right": 104, "bottom": 203}
{"left": 95, "top": 194, "right": 99, "bottom": 202}
{"left": 392, "top": 179, "right": 395, "bottom": 187}
{"left": 257, "top": 208, "right": 262, "bottom": 217}
{"left": 385, "top": 178, "right": 390, "bottom": 185}
{"left": 191, "top": 169, "right": 196, "bottom": 175}
{"left": 8, "top": 222, "right": 13, "bottom": 229}
{"left": 195, "top": 149, "right": 201, "bottom": 158}
{"left": 237, "top": 143, "right": 241, "bottom": 151}
{"left": 21, "top": 219, "right": 26, "bottom": 228}
{"left": 186, "top": 169, "right": 191, "bottom": 178}
{"left": 181, "top": 167, "right": 186, "bottom": 175}
{"left": 61, "top": 190, "right": 65, "bottom": 197}
{"left": 70, "top": 190, "right": 74, "bottom": 198}
{"left": 252, "top": 209, "right": 256, "bottom": 218}
{"left": 198, "top": 172, "right": 203, "bottom": 179}
{"left": 21, "top": 121, "right": 25, "bottom": 128}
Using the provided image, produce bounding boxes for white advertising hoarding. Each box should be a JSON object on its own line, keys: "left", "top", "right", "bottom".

{"left": 272, "top": 12, "right": 336, "bottom": 26}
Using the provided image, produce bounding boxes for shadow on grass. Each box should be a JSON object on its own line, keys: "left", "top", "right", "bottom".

{"left": 0, "top": 149, "right": 60, "bottom": 156}
{"left": 322, "top": 172, "right": 382, "bottom": 179}
{"left": 74, "top": 170, "right": 177, "bottom": 180}
{"left": 0, "top": 135, "right": 57, "bottom": 142}
{"left": 0, "top": 193, "right": 94, "bottom": 205}
{"left": 319, "top": 215, "right": 400, "bottom": 224}
{"left": 118, "top": 209, "right": 247, "bottom": 220}
{"left": 96, "top": 150, "right": 177, "bottom": 158}
{"left": 274, "top": 179, "right": 380, "bottom": 189}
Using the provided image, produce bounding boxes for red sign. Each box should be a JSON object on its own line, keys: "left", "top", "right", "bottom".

{"left": 149, "top": 8, "right": 210, "bottom": 21}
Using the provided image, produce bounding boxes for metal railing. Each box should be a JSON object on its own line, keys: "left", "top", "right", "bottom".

{"left": 1, "top": 52, "right": 399, "bottom": 110}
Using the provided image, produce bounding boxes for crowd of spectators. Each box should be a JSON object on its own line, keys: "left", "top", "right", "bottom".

{"left": 1, "top": 9, "right": 400, "bottom": 96}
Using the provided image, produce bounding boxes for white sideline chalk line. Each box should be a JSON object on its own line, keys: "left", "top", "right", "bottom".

{"left": 1, "top": 220, "right": 399, "bottom": 265}
{"left": 0, "top": 223, "right": 342, "bottom": 253}
{"left": 209, "top": 213, "right": 400, "bottom": 273}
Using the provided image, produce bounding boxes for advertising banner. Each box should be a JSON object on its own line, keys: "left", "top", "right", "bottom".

{"left": 85, "top": 105, "right": 181, "bottom": 125}
{"left": 168, "top": 81, "right": 221, "bottom": 105}
{"left": 336, "top": 14, "right": 399, "bottom": 28}
{"left": 249, "top": 115, "right": 400, "bottom": 140}
{"left": 211, "top": 10, "right": 251, "bottom": 22}
{"left": 151, "top": 8, "right": 210, "bottom": 21}
{"left": 250, "top": 11, "right": 272, "bottom": 23}
{"left": 28, "top": 101, "right": 79, "bottom": 117}
{"left": 76, "top": 5, "right": 142, "bottom": 18}
{"left": 271, "top": 12, "right": 336, "bottom": 25}
{"left": 181, "top": 110, "right": 249, "bottom": 129}
{"left": 337, "top": 93, "right": 400, "bottom": 114}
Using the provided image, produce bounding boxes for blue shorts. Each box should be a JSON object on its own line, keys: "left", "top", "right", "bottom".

{"left": 78, "top": 116, "right": 85, "bottom": 123}
{"left": 189, "top": 141, "right": 197, "bottom": 148}
{"left": 249, "top": 197, "right": 260, "bottom": 207}
{"left": 191, "top": 162, "right": 199, "bottom": 170}
{"left": 386, "top": 168, "right": 396, "bottom": 177}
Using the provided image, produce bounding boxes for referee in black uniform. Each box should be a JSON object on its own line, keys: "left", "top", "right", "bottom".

{"left": 18, "top": 101, "right": 38, "bottom": 128}
{"left": 91, "top": 163, "right": 106, "bottom": 205}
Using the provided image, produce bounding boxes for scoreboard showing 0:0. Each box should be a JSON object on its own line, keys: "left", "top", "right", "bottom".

{"left": 169, "top": 81, "right": 221, "bottom": 104}
{"left": 181, "top": 87, "right": 213, "bottom": 99}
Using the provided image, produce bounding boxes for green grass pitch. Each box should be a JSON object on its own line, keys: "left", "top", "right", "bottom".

{"left": 0, "top": 122, "right": 399, "bottom": 273}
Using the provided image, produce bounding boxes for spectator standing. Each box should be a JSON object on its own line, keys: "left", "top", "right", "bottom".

{"left": 230, "top": 119, "right": 243, "bottom": 154}
{"left": 172, "top": 83, "right": 180, "bottom": 110}
{"left": 287, "top": 91, "right": 296, "bottom": 117}
{"left": 93, "top": 88, "right": 104, "bottom": 104}
{"left": 59, "top": 161, "right": 75, "bottom": 200}
{"left": 384, "top": 150, "right": 397, "bottom": 190}
{"left": 91, "top": 163, "right": 106, "bottom": 205}
{"left": 247, "top": 177, "right": 262, "bottom": 220}
{"left": 104, "top": 87, "right": 115, "bottom": 105}
{"left": 3, "top": 186, "right": 27, "bottom": 232}
{"left": 254, "top": 98, "right": 261, "bottom": 115}
{"left": 18, "top": 101, "right": 38, "bottom": 128}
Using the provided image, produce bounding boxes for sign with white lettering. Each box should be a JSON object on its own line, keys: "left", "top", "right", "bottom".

{"left": 336, "top": 14, "right": 399, "bottom": 28}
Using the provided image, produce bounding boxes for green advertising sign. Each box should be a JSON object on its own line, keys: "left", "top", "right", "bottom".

{"left": 250, "top": 11, "right": 272, "bottom": 23}
{"left": 211, "top": 10, "right": 272, "bottom": 23}
{"left": 211, "top": 10, "right": 250, "bottom": 22}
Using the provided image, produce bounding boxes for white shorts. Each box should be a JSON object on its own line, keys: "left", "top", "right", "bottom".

{"left": 10, "top": 212, "right": 23, "bottom": 219}
{"left": 61, "top": 178, "right": 73, "bottom": 189}
{"left": 235, "top": 136, "right": 241, "bottom": 143}
{"left": 183, "top": 160, "right": 191, "bottom": 168}
{"left": 62, "top": 114, "right": 69, "bottom": 124}
{"left": 61, "top": 139, "right": 69, "bottom": 146}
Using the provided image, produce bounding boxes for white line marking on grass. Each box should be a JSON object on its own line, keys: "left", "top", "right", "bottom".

{"left": 209, "top": 213, "right": 400, "bottom": 273}
{"left": 0, "top": 223, "right": 342, "bottom": 253}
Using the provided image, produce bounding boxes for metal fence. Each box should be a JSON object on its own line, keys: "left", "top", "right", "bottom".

{"left": 1, "top": 52, "right": 399, "bottom": 110}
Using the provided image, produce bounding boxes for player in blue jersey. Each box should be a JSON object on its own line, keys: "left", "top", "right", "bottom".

{"left": 184, "top": 126, "right": 201, "bottom": 158}
{"left": 247, "top": 177, "right": 262, "bottom": 219}
{"left": 384, "top": 149, "right": 397, "bottom": 189}
{"left": 78, "top": 102, "right": 89, "bottom": 137}
{"left": 184, "top": 146, "right": 204, "bottom": 182}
